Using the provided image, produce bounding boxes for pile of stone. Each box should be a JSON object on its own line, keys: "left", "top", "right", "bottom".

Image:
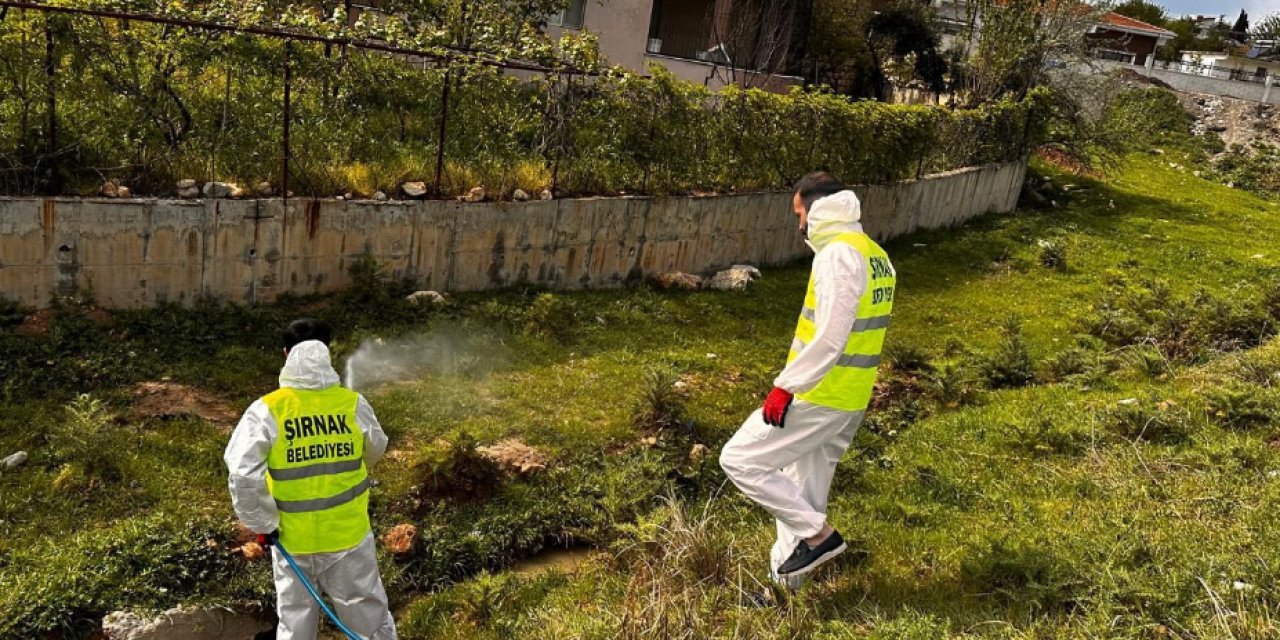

{"left": 651, "top": 265, "right": 762, "bottom": 291}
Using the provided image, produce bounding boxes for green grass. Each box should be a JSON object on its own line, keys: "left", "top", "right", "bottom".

{"left": 3, "top": 153, "right": 1280, "bottom": 638}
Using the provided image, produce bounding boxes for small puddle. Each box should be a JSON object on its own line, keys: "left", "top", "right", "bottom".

{"left": 511, "top": 546, "right": 596, "bottom": 577}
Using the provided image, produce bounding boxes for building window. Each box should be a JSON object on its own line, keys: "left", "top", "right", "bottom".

{"left": 548, "top": 0, "right": 586, "bottom": 29}
{"left": 1094, "top": 48, "right": 1136, "bottom": 64}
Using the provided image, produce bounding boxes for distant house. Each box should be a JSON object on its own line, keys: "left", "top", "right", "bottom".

{"left": 546, "top": 0, "right": 807, "bottom": 92}
{"left": 1190, "top": 15, "right": 1222, "bottom": 39}
{"left": 1181, "top": 41, "right": 1280, "bottom": 84}
{"left": 1086, "top": 13, "right": 1175, "bottom": 67}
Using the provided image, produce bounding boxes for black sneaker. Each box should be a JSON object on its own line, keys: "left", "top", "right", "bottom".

{"left": 776, "top": 530, "right": 847, "bottom": 577}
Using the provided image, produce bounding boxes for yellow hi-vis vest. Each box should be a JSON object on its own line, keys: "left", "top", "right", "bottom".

{"left": 264, "top": 385, "right": 370, "bottom": 555}
{"left": 788, "top": 231, "right": 896, "bottom": 414}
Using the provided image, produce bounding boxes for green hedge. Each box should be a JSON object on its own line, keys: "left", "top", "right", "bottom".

{"left": 0, "top": 11, "right": 1043, "bottom": 198}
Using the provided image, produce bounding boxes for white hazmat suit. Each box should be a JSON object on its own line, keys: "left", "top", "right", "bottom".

{"left": 225, "top": 340, "right": 398, "bottom": 640}
{"left": 719, "top": 191, "right": 872, "bottom": 590}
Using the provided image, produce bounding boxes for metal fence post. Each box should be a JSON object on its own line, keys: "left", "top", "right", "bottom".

{"left": 281, "top": 39, "right": 291, "bottom": 203}
{"left": 43, "top": 12, "right": 58, "bottom": 193}
{"left": 433, "top": 66, "right": 451, "bottom": 195}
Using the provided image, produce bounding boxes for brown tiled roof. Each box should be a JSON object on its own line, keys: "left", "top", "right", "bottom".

{"left": 1101, "top": 12, "right": 1176, "bottom": 38}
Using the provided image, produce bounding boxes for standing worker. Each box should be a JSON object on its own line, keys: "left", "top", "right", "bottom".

{"left": 720, "top": 172, "right": 895, "bottom": 591}
{"left": 225, "top": 318, "right": 398, "bottom": 639}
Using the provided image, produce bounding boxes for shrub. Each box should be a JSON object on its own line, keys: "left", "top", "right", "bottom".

{"left": 1041, "top": 341, "right": 1111, "bottom": 384}
{"left": 1123, "top": 344, "right": 1171, "bottom": 379}
{"left": 959, "top": 538, "right": 1082, "bottom": 611}
{"left": 413, "top": 432, "right": 503, "bottom": 502}
{"left": 1037, "top": 238, "right": 1068, "bottom": 271}
{"left": 1204, "top": 385, "right": 1276, "bottom": 431}
{"left": 45, "top": 395, "right": 125, "bottom": 488}
{"left": 884, "top": 343, "right": 935, "bottom": 376}
{"left": 923, "top": 361, "right": 983, "bottom": 409}
{"left": 633, "top": 370, "right": 691, "bottom": 435}
{"left": 0, "top": 13, "right": 1041, "bottom": 198}
{"left": 1008, "top": 415, "right": 1091, "bottom": 456}
{"left": 979, "top": 320, "right": 1035, "bottom": 389}
{"left": 1082, "top": 276, "right": 1272, "bottom": 364}
{"left": 1098, "top": 396, "right": 1191, "bottom": 444}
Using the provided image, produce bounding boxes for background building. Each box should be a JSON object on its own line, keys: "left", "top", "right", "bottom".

{"left": 546, "top": 0, "right": 807, "bottom": 91}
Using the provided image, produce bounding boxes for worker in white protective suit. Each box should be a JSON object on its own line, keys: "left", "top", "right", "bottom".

{"left": 720, "top": 171, "right": 896, "bottom": 592}
{"left": 225, "top": 318, "right": 398, "bottom": 640}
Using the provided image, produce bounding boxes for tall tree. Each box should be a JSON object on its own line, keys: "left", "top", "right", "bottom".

{"left": 1254, "top": 13, "right": 1280, "bottom": 38}
{"left": 1232, "top": 10, "right": 1249, "bottom": 38}
{"left": 957, "top": 0, "right": 1099, "bottom": 105}
{"left": 1113, "top": 0, "right": 1168, "bottom": 27}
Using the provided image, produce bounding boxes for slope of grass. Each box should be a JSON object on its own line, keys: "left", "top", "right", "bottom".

{"left": 2, "top": 152, "right": 1279, "bottom": 638}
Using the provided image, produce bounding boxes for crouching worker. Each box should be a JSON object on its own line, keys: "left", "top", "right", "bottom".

{"left": 225, "top": 318, "right": 398, "bottom": 639}
{"left": 720, "top": 172, "right": 895, "bottom": 591}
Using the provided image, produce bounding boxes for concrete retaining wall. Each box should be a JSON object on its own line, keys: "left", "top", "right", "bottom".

{"left": 0, "top": 158, "right": 1027, "bottom": 309}
{"left": 1098, "top": 61, "right": 1278, "bottom": 104}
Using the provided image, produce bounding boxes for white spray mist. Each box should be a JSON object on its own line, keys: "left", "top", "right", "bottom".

{"left": 343, "top": 329, "right": 501, "bottom": 392}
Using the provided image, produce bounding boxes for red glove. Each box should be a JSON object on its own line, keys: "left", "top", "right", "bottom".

{"left": 762, "top": 387, "right": 793, "bottom": 427}
{"left": 256, "top": 531, "right": 277, "bottom": 547}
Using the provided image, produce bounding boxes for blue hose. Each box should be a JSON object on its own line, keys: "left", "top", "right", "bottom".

{"left": 275, "top": 541, "right": 363, "bottom": 640}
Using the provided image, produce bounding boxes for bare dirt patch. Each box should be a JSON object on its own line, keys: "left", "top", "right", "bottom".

{"left": 128, "top": 381, "right": 240, "bottom": 429}
{"left": 382, "top": 523, "right": 418, "bottom": 557}
{"left": 15, "top": 305, "right": 114, "bottom": 337}
{"left": 478, "top": 438, "right": 550, "bottom": 476}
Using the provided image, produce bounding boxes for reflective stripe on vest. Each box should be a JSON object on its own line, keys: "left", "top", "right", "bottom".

{"left": 787, "top": 231, "right": 896, "bottom": 412}
{"left": 275, "top": 477, "right": 370, "bottom": 513}
{"left": 263, "top": 386, "right": 371, "bottom": 555}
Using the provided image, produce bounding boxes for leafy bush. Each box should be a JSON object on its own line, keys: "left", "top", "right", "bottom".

{"left": 0, "top": 517, "right": 262, "bottom": 638}
{"left": 0, "top": 11, "right": 1042, "bottom": 198}
{"left": 1210, "top": 142, "right": 1280, "bottom": 197}
{"left": 1099, "top": 87, "right": 1193, "bottom": 150}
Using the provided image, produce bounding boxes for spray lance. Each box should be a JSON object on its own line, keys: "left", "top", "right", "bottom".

{"left": 259, "top": 532, "right": 363, "bottom": 640}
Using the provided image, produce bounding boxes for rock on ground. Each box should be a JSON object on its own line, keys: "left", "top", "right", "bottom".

{"left": 461, "top": 186, "right": 486, "bottom": 203}
{"left": 382, "top": 523, "right": 417, "bottom": 556}
{"left": 538, "top": 188, "right": 553, "bottom": 201}
{"left": 478, "top": 438, "right": 550, "bottom": 476}
{"left": 1, "top": 450, "right": 27, "bottom": 471}
{"left": 406, "top": 290, "right": 447, "bottom": 306}
{"left": 373, "top": 191, "right": 388, "bottom": 201}
{"left": 651, "top": 272, "right": 703, "bottom": 291}
{"left": 102, "top": 605, "right": 271, "bottom": 640}
{"left": 202, "top": 182, "right": 238, "bottom": 198}
{"left": 512, "top": 188, "right": 530, "bottom": 201}
{"left": 254, "top": 181, "right": 274, "bottom": 197}
{"left": 128, "top": 381, "right": 239, "bottom": 429}
{"left": 401, "top": 181, "right": 427, "bottom": 198}
{"left": 1180, "top": 92, "right": 1278, "bottom": 149}
{"left": 706, "top": 265, "right": 761, "bottom": 291}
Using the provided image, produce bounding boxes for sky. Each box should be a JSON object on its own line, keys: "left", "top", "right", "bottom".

{"left": 1156, "top": 0, "right": 1280, "bottom": 21}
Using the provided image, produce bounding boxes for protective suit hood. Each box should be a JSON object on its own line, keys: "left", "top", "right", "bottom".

{"left": 806, "top": 190, "right": 863, "bottom": 252}
{"left": 279, "top": 340, "right": 342, "bottom": 390}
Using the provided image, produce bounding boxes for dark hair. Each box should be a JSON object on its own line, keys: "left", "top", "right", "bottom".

{"left": 794, "top": 171, "right": 847, "bottom": 213}
{"left": 283, "top": 318, "right": 332, "bottom": 350}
